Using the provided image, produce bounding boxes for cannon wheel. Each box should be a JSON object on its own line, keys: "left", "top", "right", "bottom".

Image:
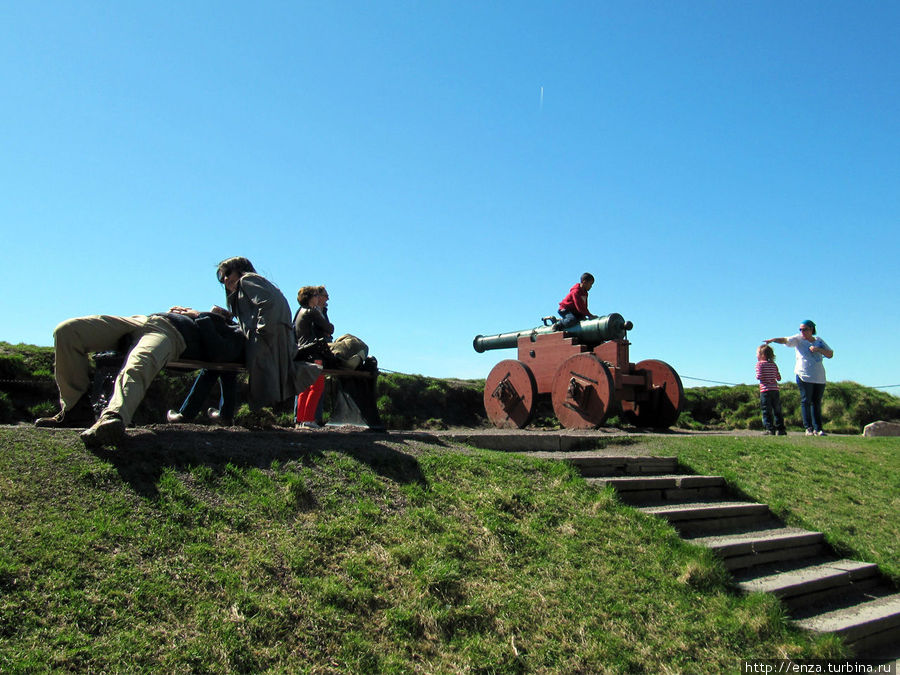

{"left": 621, "top": 359, "right": 684, "bottom": 429}
{"left": 550, "top": 353, "right": 616, "bottom": 429}
{"left": 484, "top": 360, "right": 538, "bottom": 429}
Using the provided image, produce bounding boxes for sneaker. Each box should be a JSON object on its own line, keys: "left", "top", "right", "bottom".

{"left": 775, "top": 430, "right": 787, "bottom": 436}
{"left": 80, "top": 413, "right": 126, "bottom": 448}
{"left": 805, "top": 429, "right": 815, "bottom": 436}
{"left": 295, "top": 421, "right": 322, "bottom": 430}
{"left": 816, "top": 430, "right": 827, "bottom": 436}
{"left": 166, "top": 410, "right": 185, "bottom": 423}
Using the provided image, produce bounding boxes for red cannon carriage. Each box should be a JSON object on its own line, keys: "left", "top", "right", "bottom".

{"left": 473, "top": 314, "right": 684, "bottom": 430}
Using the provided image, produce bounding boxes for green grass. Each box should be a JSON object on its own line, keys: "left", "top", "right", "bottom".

{"left": 0, "top": 428, "right": 851, "bottom": 673}
{"left": 662, "top": 434, "right": 900, "bottom": 583}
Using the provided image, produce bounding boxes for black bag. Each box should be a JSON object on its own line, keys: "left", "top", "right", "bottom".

{"left": 295, "top": 338, "right": 331, "bottom": 363}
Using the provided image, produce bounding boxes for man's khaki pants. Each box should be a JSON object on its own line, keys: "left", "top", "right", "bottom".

{"left": 53, "top": 315, "right": 186, "bottom": 426}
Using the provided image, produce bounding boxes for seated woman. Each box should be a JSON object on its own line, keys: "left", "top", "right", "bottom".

{"left": 293, "top": 286, "right": 334, "bottom": 428}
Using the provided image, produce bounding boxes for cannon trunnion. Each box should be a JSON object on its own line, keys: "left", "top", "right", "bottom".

{"left": 474, "top": 314, "right": 683, "bottom": 430}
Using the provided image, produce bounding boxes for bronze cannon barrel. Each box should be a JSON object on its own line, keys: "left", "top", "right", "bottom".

{"left": 473, "top": 313, "right": 632, "bottom": 353}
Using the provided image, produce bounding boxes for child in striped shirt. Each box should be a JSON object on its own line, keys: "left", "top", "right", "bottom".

{"left": 756, "top": 344, "right": 786, "bottom": 435}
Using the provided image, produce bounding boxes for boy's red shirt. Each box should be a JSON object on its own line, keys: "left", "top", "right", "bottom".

{"left": 559, "top": 283, "right": 590, "bottom": 316}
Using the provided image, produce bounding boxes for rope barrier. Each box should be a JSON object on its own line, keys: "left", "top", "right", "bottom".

{"left": 680, "top": 375, "right": 741, "bottom": 387}
{"left": 0, "top": 378, "right": 55, "bottom": 385}
{"left": 680, "top": 377, "right": 900, "bottom": 392}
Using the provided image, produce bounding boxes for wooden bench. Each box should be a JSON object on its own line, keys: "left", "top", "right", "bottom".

{"left": 91, "top": 353, "right": 384, "bottom": 429}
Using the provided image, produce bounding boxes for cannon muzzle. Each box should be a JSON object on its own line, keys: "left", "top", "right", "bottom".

{"left": 473, "top": 313, "right": 632, "bottom": 353}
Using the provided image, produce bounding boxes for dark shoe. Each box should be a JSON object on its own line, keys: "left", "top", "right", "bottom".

{"left": 35, "top": 396, "right": 94, "bottom": 428}
{"left": 166, "top": 410, "right": 185, "bottom": 423}
{"left": 208, "top": 408, "right": 233, "bottom": 426}
{"left": 80, "top": 413, "right": 125, "bottom": 448}
{"left": 775, "top": 429, "right": 787, "bottom": 436}
{"left": 35, "top": 410, "right": 71, "bottom": 428}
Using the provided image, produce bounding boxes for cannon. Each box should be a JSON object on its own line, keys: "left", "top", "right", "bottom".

{"left": 473, "top": 314, "right": 684, "bottom": 430}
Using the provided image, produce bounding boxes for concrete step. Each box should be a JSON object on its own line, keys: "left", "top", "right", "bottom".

{"left": 793, "top": 589, "right": 900, "bottom": 655}
{"left": 586, "top": 474, "right": 726, "bottom": 504}
{"left": 638, "top": 500, "right": 773, "bottom": 536}
{"left": 574, "top": 455, "right": 900, "bottom": 657}
{"left": 735, "top": 558, "right": 882, "bottom": 611}
{"left": 688, "top": 526, "right": 828, "bottom": 571}
{"left": 568, "top": 455, "right": 679, "bottom": 478}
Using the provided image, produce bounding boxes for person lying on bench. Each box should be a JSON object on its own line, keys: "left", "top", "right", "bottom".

{"left": 166, "top": 305, "right": 246, "bottom": 426}
{"left": 35, "top": 307, "right": 245, "bottom": 448}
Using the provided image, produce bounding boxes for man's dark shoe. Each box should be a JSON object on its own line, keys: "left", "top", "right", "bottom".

{"left": 35, "top": 396, "right": 94, "bottom": 428}
{"left": 35, "top": 410, "right": 70, "bottom": 428}
{"left": 207, "top": 408, "right": 233, "bottom": 426}
{"left": 80, "top": 413, "right": 126, "bottom": 448}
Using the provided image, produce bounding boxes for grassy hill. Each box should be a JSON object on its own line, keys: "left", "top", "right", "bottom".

{"left": 4, "top": 428, "right": 898, "bottom": 672}
{"left": 678, "top": 381, "right": 900, "bottom": 435}
{"left": 2, "top": 341, "right": 898, "bottom": 433}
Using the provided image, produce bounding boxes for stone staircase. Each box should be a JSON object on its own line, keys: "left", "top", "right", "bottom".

{"left": 568, "top": 455, "right": 900, "bottom": 657}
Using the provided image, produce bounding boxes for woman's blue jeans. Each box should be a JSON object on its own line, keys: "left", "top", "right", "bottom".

{"left": 796, "top": 377, "right": 826, "bottom": 432}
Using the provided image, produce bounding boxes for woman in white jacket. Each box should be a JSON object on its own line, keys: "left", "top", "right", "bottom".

{"left": 765, "top": 319, "right": 834, "bottom": 436}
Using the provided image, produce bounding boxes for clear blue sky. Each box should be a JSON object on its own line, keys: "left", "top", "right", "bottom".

{"left": 2, "top": 2, "right": 898, "bottom": 392}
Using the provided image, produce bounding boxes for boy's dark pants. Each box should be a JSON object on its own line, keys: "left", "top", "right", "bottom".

{"left": 760, "top": 390, "right": 785, "bottom": 433}
{"left": 179, "top": 370, "right": 238, "bottom": 420}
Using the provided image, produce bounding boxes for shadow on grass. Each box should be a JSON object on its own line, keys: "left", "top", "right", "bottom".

{"left": 94, "top": 427, "right": 437, "bottom": 500}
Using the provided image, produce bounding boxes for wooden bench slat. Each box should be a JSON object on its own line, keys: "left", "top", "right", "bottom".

{"left": 91, "top": 352, "right": 383, "bottom": 429}
{"left": 165, "top": 360, "right": 377, "bottom": 378}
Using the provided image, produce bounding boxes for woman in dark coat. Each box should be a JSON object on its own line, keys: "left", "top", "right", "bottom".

{"left": 216, "top": 257, "right": 320, "bottom": 409}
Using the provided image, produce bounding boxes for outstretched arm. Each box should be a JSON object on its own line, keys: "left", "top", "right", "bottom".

{"left": 764, "top": 337, "right": 787, "bottom": 345}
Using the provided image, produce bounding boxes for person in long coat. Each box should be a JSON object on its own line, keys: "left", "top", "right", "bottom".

{"left": 216, "top": 257, "right": 320, "bottom": 409}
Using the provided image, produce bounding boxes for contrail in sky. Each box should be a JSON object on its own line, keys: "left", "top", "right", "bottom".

{"left": 540, "top": 85, "right": 544, "bottom": 112}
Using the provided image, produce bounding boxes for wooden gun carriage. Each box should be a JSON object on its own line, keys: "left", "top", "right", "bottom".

{"left": 473, "top": 314, "right": 683, "bottom": 430}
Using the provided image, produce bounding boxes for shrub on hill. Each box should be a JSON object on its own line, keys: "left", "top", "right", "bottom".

{"left": 678, "top": 381, "right": 900, "bottom": 433}
{"left": 0, "top": 391, "right": 14, "bottom": 424}
{"left": 375, "top": 372, "right": 486, "bottom": 429}
{"left": 0, "top": 342, "right": 54, "bottom": 377}
{"left": 0, "top": 343, "right": 58, "bottom": 423}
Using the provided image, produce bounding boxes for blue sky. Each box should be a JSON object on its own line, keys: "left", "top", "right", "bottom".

{"left": 2, "top": 2, "right": 898, "bottom": 392}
